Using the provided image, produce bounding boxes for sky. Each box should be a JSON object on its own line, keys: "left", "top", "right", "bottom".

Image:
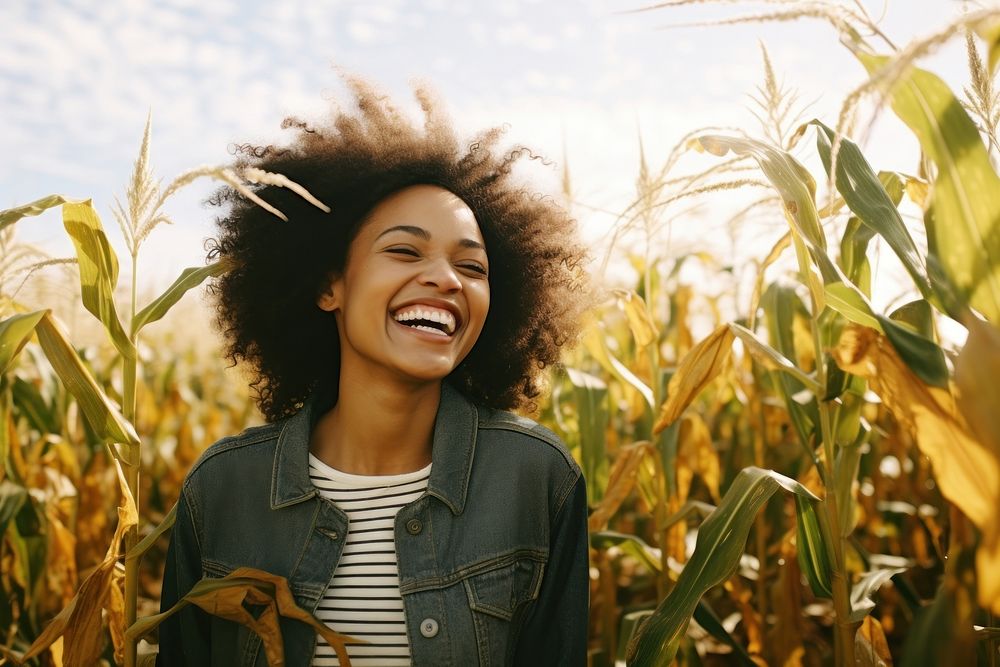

{"left": 0, "top": 0, "right": 992, "bottom": 324}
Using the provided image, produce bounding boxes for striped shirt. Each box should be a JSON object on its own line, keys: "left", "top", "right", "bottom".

{"left": 308, "top": 453, "right": 431, "bottom": 667}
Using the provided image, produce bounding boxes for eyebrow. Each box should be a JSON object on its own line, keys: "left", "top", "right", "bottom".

{"left": 375, "top": 224, "right": 485, "bottom": 250}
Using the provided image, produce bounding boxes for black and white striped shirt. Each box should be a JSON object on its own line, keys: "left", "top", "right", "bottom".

{"left": 308, "top": 454, "right": 431, "bottom": 667}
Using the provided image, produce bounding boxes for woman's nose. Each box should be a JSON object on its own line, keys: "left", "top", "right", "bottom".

{"left": 418, "top": 258, "right": 462, "bottom": 291}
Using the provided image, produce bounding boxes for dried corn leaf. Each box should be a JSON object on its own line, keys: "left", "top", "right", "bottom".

{"left": 589, "top": 440, "right": 654, "bottom": 532}
{"left": 654, "top": 324, "right": 734, "bottom": 433}
{"left": 834, "top": 324, "right": 1000, "bottom": 612}
{"left": 676, "top": 414, "right": 720, "bottom": 503}
{"left": 616, "top": 290, "right": 658, "bottom": 349}
{"left": 18, "top": 458, "right": 137, "bottom": 666}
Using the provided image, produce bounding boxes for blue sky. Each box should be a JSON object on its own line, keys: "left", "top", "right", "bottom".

{"left": 0, "top": 0, "right": 985, "bottom": 305}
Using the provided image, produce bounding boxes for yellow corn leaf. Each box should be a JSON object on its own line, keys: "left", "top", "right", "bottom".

{"left": 616, "top": 290, "right": 658, "bottom": 349}
{"left": 654, "top": 324, "right": 734, "bottom": 433}
{"left": 589, "top": 440, "right": 654, "bottom": 532}
{"left": 19, "top": 458, "right": 137, "bottom": 666}
{"left": 834, "top": 324, "right": 1000, "bottom": 613}
{"left": 855, "top": 616, "right": 892, "bottom": 667}
{"left": 109, "top": 568, "right": 126, "bottom": 666}
{"left": 954, "top": 316, "right": 1000, "bottom": 612}
{"left": 676, "top": 414, "right": 720, "bottom": 503}
{"left": 673, "top": 285, "right": 694, "bottom": 357}
{"left": 186, "top": 568, "right": 355, "bottom": 667}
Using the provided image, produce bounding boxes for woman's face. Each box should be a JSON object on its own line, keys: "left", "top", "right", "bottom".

{"left": 318, "top": 184, "right": 491, "bottom": 385}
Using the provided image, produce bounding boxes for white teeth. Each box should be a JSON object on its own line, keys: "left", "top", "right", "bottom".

{"left": 411, "top": 324, "right": 448, "bottom": 336}
{"left": 392, "top": 306, "right": 456, "bottom": 334}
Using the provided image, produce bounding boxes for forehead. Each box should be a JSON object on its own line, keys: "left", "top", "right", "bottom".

{"left": 358, "top": 184, "right": 483, "bottom": 243}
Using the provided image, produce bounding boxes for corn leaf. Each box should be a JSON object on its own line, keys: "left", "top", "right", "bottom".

{"left": 0, "top": 310, "right": 46, "bottom": 374}
{"left": 616, "top": 290, "right": 658, "bottom": 349}
{"left": 582, "top": 321, "right": 655, "bottom": 411}
{"left": 566, "top": 367, "right": 610, "bottom": 505}
{"left": 856, "top": 52, "right": 1000, "bottom": 324}
{"left": 0, "top": 480, "right": 28, "bottom": 537}
{"left": 61, "top": 201, "right": 135, "bottom": 360}
{"left": 126, "top": 501, "right": 177, "bottom": 562}
{"left": 954, "top": 316, "right": 1000, "bottom": 612}
{"left": 690, "top": 600, "right": 760, "bottom": 667}
{"left": 729, "top": 322, "right": 821, "bottom": 393}
{"left": 795, "top": 492, "right": 832, "bottom": 598}
{"left": 808, "top": 120, "right": 935, "bottom": 301}
{"left": 834, "top": 324, "right": 1000, "bottom": 613}
{"left": 17, "top": 458, "right": 137, "bottom": 667}
{"left": 689, "top": 135, "right": 826, "bottom": 252}
{"left": 626, "top": 467, "right": 823, "bottom": 666}
{"left": 127, "top": 567, "right": 356, "bottom": 666}
{"left": 35, "top": 313, "right": 139, "bottom": 454}
{"left": 131, "top": 261, "right": 230, "bottom": 335}
{"left": 849, "top": 568, "right": 908, "bottom": 623}
{"left": 653, "top": 324, "right": 733, "bottom": 433}
{"left": 762, "top": 283, "right": 816, "bottom": 452}
{"left": 589, "top": 441, "right": 654, "bottom": 532}
{"left": 889, "top": 299, "right": 935, "bottom": 338}
{"left": 825, "top": 283, "right": 949, "bottom": 387}
{"left": 0, "top": 194, "right": 86, "bottom": 232}
{"left": 978, "top": 19, "right": 1000, "bottom": 73}
{"left": 591, "top": 531, "right": 662, "bottom": 573}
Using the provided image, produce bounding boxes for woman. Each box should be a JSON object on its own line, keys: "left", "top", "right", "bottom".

{"left": 157, "top": 79, "right": 591, "bottom": 666}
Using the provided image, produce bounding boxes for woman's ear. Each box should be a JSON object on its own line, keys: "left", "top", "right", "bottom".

{"left": 317, "top": 276, "right": 342, "bottom": 312}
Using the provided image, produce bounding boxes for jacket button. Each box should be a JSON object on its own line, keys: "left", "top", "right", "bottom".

{"left": 406, "top": 518, "right": 423, "bottom": 535}
{"left": 420, "top": 617, "right": 439, "bottom": 638}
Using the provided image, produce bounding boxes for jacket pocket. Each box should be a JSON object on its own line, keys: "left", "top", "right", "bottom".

{"left": 199, "top": 559, "right": 265, "bottom": 667}
{"left": 464, "top": 557, "right": 545, "bottom": 621}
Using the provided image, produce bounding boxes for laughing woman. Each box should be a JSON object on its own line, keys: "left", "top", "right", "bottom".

{"left": 157, "top": 81, "right": 591, "bottom": 667}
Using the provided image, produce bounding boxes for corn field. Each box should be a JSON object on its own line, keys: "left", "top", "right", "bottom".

{"left": 2, "top": 4, "right": 1000, "bottom": 666}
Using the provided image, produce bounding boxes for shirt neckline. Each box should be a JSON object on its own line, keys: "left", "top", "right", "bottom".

{"left": 308, "top": 452, "right": 432, "bottom": 487}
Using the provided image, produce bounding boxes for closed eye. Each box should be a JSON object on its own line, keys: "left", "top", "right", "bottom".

{"left": 385, "top": 247, "right": 419, "bottom": 257}
{"left": 458, "top": 263, "right": 488, "bottom": 276}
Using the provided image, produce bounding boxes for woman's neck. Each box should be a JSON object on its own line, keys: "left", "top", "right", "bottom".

{"left": 308, "top": 376, "right": 440, "bottom": 476}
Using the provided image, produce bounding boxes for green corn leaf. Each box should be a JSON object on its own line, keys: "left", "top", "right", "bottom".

{"left": 591, "top": 531, "right": 662, "bottom": 573}
{"left": 12, "top": 376, "right": 60, "bottom": 436}
{"left": 690, "top": 134, "right": 845, "bottom": 290}
{"left": 839, "top": 217, "right": 875, "bottom": 295}
{"left": 132, "top": 261, "right": 230, "bottom": 335}
{"left": 856, "top": 52, "right": 1000, "bottom": 324}
{"left": 566, "top": 367, "right": 609, "bottom": 505}
{"left": 0, "top": 310, "right": 46, "bottom": 374}
{"left": 728, "top": 322, "right": 821, "bottom": 393}
{"left": 691, "top": 600, "right": 760, "bottom": 667}
{"left": 762, "top": 284, "right": 816, "bottom": 453}
{"left": 127, "top": 502, "right": 177, "bottom": 561}
{"left": 0, "top": 194, "right": 86, "bottom": 232}
{"left": 690, "top": 135, "right": 825, "bottom": 251}
{"left": 34, "top": 312, "right": 139, "bottom": 455}
{"left": 61, "top": 201, "right": 135, "bottom": 360}
{"left": 889, "top": 299, "right": 935, "bottom": 339}
{"left": 824, "top": 282, "right": 881, "bottom": 330}
{"left": 809, "top": 120, "right": 935, "bottom": 301}
{"left": 825, "top": 283, "right": 949, "bottom": 387}
{"left": 0, "top": 480, "right": 28, "bottom": 537}
{"left": 626, "top": 467, "right": 825, "bottom": 666}
{"left": 795, "top": 492, "right": 832, "bottom": 598}
{"left": 875, "top": 314, "right": 949, "bottom": 388}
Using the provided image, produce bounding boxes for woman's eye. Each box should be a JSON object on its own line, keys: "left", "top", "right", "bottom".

{"left": 459, "top": 263, "right": 488, "bottom": 276}
{"left": 386, "top": 247, "right": 419, "bottom": 257}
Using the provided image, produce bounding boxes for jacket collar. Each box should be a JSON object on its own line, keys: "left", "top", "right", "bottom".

{"left": 270, "top": 382, "right": 478, "bottom": 515}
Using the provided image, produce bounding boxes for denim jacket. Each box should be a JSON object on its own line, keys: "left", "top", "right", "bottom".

{"left": 157, "top": 383, "right": 589, "bottom": 666}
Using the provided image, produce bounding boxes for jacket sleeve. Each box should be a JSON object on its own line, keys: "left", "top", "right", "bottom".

{"left": 156, "top": 486, "right": 212, "bottom": 666}
{"left": 514, "top": 472, "right": 590, "bottom": 666}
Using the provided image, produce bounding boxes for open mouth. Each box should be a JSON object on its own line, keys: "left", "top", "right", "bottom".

{"left": 392, "top": 306, "right": 457, "bottom": 337}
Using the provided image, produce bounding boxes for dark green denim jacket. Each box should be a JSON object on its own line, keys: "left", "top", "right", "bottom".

{"left": 157, "top": 383, "right": 589, "bottom": 666}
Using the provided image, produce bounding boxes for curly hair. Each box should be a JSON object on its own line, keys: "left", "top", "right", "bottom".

{"left": 206, "top": 79, "right": 591, "bottom": 422}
